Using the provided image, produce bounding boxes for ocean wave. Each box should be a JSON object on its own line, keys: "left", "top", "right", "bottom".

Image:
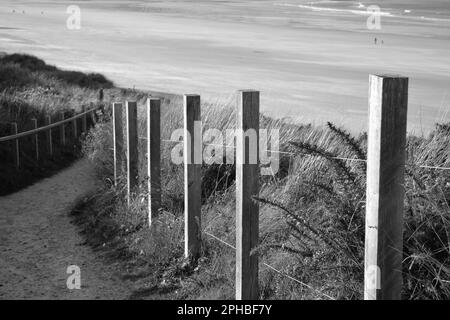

{"left": 274, "top": 2, "right": 450, "bottom": 22}
{"left": 417, "top": 15, "right": 450, "bottom": 22}
{"left": 274, "top": 2, "right": 393, "bottom": 17}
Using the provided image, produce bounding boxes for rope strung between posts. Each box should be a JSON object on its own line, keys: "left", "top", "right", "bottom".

{"left": 202, "top": 231, "right": 337, "bottom": 300}
{"left": 137, "top": 136, "right": 450, "bottom": 171}
{"left": 0, "top": 106, "right": 99, "bottom": 143}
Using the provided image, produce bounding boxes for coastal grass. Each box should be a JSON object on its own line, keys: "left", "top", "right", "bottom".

{"left": 0, "top": 53, "right": 113, "bottom": 195}
{"left": 79, "top": 94, "right": 450, "bottom": 300}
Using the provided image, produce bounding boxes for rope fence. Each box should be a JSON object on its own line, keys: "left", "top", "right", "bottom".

{"left": 0, "top": 105, "right": 100, "bottom": 168}
{"left": 115, "top": 76, "right": 439, "bottom": 300}
{"left": 137, "top": 136, "right": 450, "bottom": 171}
{"left": 203, "top": 231, "right": 337, "bottom": 300}
{"left": 0, "top": 107, "right": 98, "bottom": 142}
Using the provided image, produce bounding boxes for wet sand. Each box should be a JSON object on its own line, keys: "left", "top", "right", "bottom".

{"left": 1, "top": 0, "right": 449, "bottom": 133}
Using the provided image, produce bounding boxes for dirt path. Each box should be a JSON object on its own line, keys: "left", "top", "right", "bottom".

{"left": 0, "top": 159, "right": 131, "bottom": 300}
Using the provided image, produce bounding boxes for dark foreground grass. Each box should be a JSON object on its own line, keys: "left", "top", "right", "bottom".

{"left": 74, "top": 92, "right": 449, "bottom": 300}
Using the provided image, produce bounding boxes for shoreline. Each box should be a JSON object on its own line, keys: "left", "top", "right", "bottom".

{"left": 0, "top": 0, "right": 449, "bottom": 133}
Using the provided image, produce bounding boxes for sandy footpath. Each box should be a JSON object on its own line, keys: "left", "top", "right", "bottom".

{"left": 0, "top": 159, "right": 130, "bottom": 300}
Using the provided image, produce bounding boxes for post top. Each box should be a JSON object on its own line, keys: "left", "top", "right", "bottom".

{"left": 238, "top": 89, "right": 259, "bottom": 93}
{"left": 370, "top": 74, "right": 408, "bottom": 80}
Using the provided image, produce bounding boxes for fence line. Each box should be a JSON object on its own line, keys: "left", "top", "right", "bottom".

{"left": 110, "top": 74, "right": 444, "bottom": 300}
{"left": 0, "top": 107, "right": 98, "bottom": 143}
{"left": 0, "top": 106, "right": 100, "bottom": 168}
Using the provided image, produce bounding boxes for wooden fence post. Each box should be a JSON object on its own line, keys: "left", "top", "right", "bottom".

{"left": 72, "top": 109, "right": 78, "bottom": 138}
{"left": 364, "top": 74, "right": 408, "bottom": 300}
{"left": 11, "top": 123, "right": 19, "bottom": 168}
{"left": 126, "top": 101, "right": 138, "bottom": 206}
{"left": 184, "top": 94, "right": 202, "bottom": 260}
{"left": 31, "top": 118, "right": 39, "bottom": 161}
{"left": 90, "top": 102, "right": 97, "bottom": 124}
{"left": 113, "top": 103, "right": 123, "bottom": 186}
{"left": 46, "top": 115, "right": 53, "bottom": 157}
{"left": 147, "top": 98, "right": 161, "bottom": 227}
{"left": 236, "top": 90, "right": 260, "bottom": 300}
{"left": 81, "top": 105, "right": 87, "bottom": 133}
{"left": 60, "top": 112, "right": 66, "bottom": 146}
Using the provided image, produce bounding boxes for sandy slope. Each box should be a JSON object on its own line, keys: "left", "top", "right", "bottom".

{"left": 0, "top": 159, "right": 130, "bottom": 300}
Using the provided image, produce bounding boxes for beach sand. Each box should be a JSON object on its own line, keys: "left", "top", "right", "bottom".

{"left": 1, "top": 0, "right": 449, "bottom": 133}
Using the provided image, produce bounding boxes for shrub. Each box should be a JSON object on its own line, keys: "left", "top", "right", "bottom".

{"left": 0, "top": 63, "right": 36, "bottom": 90}
{"left": 0, "top": 54, "right": 113, "bottom": 89}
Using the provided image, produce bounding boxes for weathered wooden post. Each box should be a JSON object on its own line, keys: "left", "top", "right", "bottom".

{"left": 236, "top": 90, "right": 260, "bottom": 300}
{"left": 364, "top": 74, "right": 408, "bottom": 300}
{"left": 72, "top": 109, "right": 78, "bottom": 138}
{"left": 11, "top": 123, "right": 19, "bottom": 168}
{"left": 46, "top": 115, "right": 53, "bottom": 156}
{"left": 147, "top": 98, "right": 161, "bottom": 226}
{"left": 31, "top": 118, "right": 39, "bottom": 161}
{"left": 81, "top": 105, "right": 87, "bottom": 133}
{"left": 113, "top": 103, "right": 123, "bottom": 186}
{"left": 184, "top": 94, "right": 202, "bottom": 260}
{"left": 126, "top": 101, "right": 138, "bottom": 206}
{"left": 90, "top": 102, "right": 96, "bottom": 124}
{"left": 60, "top": 112, "right": 66, "bottom": 146}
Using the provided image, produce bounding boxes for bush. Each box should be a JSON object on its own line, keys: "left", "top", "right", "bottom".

{"left": 0, "top": 63, "right": 36, "bottom": 90}
{"left": 0, "top": 54, "right": 113, "bottom": 89}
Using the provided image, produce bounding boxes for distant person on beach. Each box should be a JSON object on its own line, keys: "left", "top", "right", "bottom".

{"left": 374, "top": 37, "right": 377, "bottom": 45}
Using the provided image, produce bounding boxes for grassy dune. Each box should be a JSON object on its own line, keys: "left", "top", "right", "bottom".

{"left": 80, "top": 92, "right": 450, "bottom": 300}
{"left": 0, "top": 54, "right": 113, "bottom": 195}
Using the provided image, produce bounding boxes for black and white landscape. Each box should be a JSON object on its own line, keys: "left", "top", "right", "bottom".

{"left": 0, "top": 0, "right": 449, "bottom": 303}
